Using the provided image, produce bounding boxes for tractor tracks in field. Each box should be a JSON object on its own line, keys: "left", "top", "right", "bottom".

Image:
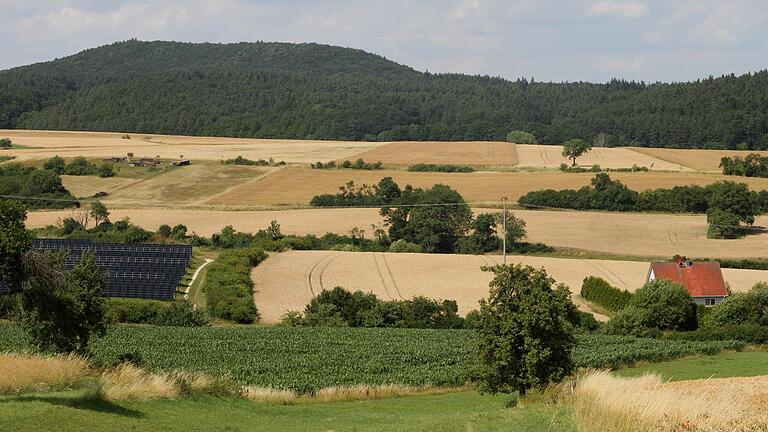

{"left": 307, "top": 253, "right": 339, "bottom": 296}
{"left": 588, "top": 260, "right": 628, "bottom": 289}
{"left": 373, "top": 252, "right": 402, "bottom": 300}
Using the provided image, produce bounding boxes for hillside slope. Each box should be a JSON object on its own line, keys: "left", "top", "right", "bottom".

{"left": 1, "top": 39, "right": 768, "bottom": 148}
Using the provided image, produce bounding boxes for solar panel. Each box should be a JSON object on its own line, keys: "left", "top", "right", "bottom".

{"left": 1, "top": 239, "right": 193, "bottom": 300}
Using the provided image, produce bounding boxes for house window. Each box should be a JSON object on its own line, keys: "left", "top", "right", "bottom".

{"left": 705, "top": 298, "right": 717, "bottom": 306}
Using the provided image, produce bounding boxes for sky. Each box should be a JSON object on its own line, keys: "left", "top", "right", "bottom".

{"left": 0, "top": 0, "right": 766, "bottom": 82}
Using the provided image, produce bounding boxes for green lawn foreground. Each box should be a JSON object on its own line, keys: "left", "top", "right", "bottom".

{"left": 0, "top": 391, "right": 574, "bottom": 432}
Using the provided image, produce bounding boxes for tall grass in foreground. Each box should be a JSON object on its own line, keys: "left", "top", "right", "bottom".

{"left": 0, "top": 353, "right": 89, "bottom": 394}
{"left": 572, "top": 371, "right": 768, "bottom": 431}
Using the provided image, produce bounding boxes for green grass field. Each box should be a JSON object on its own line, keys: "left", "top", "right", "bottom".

{"left": 0, "top": 390, "right": 574, "bottom": 432}
{"left": 614, "top": 350, "right": 768, "bottom": 381}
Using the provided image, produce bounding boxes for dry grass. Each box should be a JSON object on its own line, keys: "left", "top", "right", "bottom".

{"left": 515, "top": 144, "right": 689, "bottom": 171}
{"left": 572, "top": 371, "right": 768, "bottom": 432}
{"left": 205, "top": 166, "right": 768, "bottom": 206}
{"left": 0, "top": 353, "right": 89, "bottom": 394}
{"left": 351, "top": 141, "right": 518, "bottom": 166}
{"left": 251, "top": 250, "right": 768, "bottom": 323}
{"left": 242, "top": 384, "right": 468, "bottom": 404}
{"left": 97, "top": 363, "right": 179, "bottom": 401}
{"left": 0, "top": 129, "right": 385, "bottom": 163}
{"left": 631, "top": 147, "right": 768, "bottom": 172}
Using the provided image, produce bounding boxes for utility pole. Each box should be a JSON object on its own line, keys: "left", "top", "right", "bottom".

{"left": 502, "top": 197, "right": 508, "bottom": 265}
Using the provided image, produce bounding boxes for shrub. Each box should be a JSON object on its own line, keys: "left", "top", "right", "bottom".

{"left": 700, "top": 282, "right": 768, "bottom": 328}
{"left": 580, "top": 276, "right": 632, "bottom": 312}
{"left": 98, "top": 163, "right": 116, "bottom": 178}
{"left": 605, "top": 279, "right": 697, "bottom": 335}
{"left": 157, "top": 224, "right": 172, "bottom": 238}
{"left": 0, "top": 138, "right": 12, "bottom": 149}
{"left": 664, "top": 324, "right": 768, "bottom": 344}
{"left": 407, "top": 163, "right": 475, "bottom": 173}
{"left": 388, "top": 239, "right": 422, "bottom": 253}
{"left": 64, "top": 156, "right": 97, "bottom": 176}
{"left": 154, "top": 302, "right": 209, "bottom": 327}
{"left": 44, "top": 156, "right": 66, "bottom": 174}
{"left": 105, "top": 298, "right": 170, "bottom": 324}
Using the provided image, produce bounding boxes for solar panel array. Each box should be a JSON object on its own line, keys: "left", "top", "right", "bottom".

{"left": 0, "top": 239, "right": 192, "bottom": 300}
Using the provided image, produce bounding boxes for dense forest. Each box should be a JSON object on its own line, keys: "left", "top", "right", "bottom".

{"left": 2, "top": 40, "right": 768, "bottom": 149}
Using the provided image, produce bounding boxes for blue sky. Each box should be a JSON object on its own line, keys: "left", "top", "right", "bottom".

{"left": 1, "top": 0, "right": 766, "bottom": 82}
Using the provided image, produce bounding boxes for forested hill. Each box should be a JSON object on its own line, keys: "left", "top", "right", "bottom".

{"left": 2, "top": 39, "right": 768, "bottom": 149}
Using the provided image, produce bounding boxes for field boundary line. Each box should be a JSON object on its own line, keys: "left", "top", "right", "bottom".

{"left": 201, "top": 166, "right": 283, "bottom": 205}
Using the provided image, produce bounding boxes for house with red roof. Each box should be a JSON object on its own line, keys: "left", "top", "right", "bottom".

{"left": 646, "top": 256, "right": 729, "bottom": 306}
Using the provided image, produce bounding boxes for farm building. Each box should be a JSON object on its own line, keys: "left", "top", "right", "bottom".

{"left": 646, "top": 256, "right": 728, "bottom": 306}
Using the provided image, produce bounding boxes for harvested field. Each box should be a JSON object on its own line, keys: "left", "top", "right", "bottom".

{"left": 206, "top": 166, "right": 768, "bottom": 206}
{"left": 515, "top": 144, "right": 688, "bottom": 171}
{"left": 250, "top": 250, "right": 768, "bottom": 323}
{"left": 26, "top": 208, "right": 768, "bottom": 259}
{"left": 0, "top": 129, "right": 384, "bottom": 163}
{"left": 631, "top": 147, "right": 768, "bottom": 172}
{"left": 350, "top": 141, "right": 518, "bottom": 166}
{"left": 26, "top": 208, "right": 383, "bottom": 236}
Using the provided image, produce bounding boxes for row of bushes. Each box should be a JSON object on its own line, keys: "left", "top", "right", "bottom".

{"left": 558, "top": 163, "right": 648, "bottom": 173}
{"left": 221, "top": 155, "right": 286, "bottom": 166}
{"left": 518, "top": 173, "right": 767, "bottom": 238}
{"left": 105, "top": 298, "right": 208, "bottom": 326}
{"left": 665, "top": 325, "right": 768, "bottom": 344}
{"left": 204, "top": 248, "right": 267, "bottom": 324}
{"left": 311, "top": 159, "right": 383, "bottom": 170}
{"left": 407, "top": 163, "right": 475, "bottom": 173}
{"left": 721, "top": 154, "right": 768, "bottom": 178}
{"left": 44, "top": 155, "right": 115, "bottom": 177}
{"left": 281, "top": 287, "right": 467, "bottom": 329}
{"left": 580, "top": 276, "right": 633, "bottom": 312}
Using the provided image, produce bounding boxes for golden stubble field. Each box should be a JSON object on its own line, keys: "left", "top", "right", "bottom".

{"left": 631, "top": 147, "right": 768, "bottom": 172}
{"left": 351, "top": 141, "right": 519, "bottom": 166}
{"left": 25, "top": 208, "right": 768, "bottom": 259}
{"left": 206, "top": 166, "right": 768, "bottom": 206}
{"left": 514, "top": 144, "right": 689, "bottom": 171}
{"left": 250, "top": 250, "right": 768, "bottom": 323}
{"left": 0, "top": 129, "right": 386, "bottom": 163}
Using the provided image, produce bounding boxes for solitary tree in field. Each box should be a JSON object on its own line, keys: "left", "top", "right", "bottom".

{"left": 473, "top": 264, "right": 575, "bottom": 396}
{"left": 562, "top": 139, "right": 592, "bottom": 166}
{"left": 89, "top": 201, "right": 110, "bottom": 226}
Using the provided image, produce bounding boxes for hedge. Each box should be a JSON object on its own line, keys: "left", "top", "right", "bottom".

{"left": 580, "top": 276, "right": 633, "bottom": 312}
{"left": 204, "top": 248, "right": 267, "bottom": 323}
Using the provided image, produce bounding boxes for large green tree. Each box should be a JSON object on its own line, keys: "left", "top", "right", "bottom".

{"left": 0, "top": 200, "right": 33, "bottom": 293}
{"left": 473, "top": 264, "right": 575, "bottom": 395}
{"left": 21, "top": 251, "right": 109, "bottom": 354}
{"left": 562, "top": 139, "right": 592, "bottom": 166}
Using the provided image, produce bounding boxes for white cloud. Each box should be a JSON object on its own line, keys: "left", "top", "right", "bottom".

{"left": 588, "top": 1, "right": 648, "bottom": 18}
{"left": 448, "top": 0, "right": 481, "bottom": 21}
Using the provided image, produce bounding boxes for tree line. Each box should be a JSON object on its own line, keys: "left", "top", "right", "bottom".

{"left": 3, "top": 40, "right": 768, "bottom": 149}
{"left": 518, "top": 173, "right": 768, "bottom": 238}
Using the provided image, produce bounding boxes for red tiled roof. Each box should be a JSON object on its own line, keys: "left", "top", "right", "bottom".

{"left": 648, "top": 262, "right": 728, "bottom": 297}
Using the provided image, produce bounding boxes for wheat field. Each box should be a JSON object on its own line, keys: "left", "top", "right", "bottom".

{"left": 351, "top": 141, "right": 519, "bottom": 166}
{"left": 515, "top": 144, "right": 689, "bottom": 171}
{"left": 0, "top": 129, "right": 385, "bottom": 163}
{"left": 250, "top": 250, "right": 768, "bottom": 323}
{"left": 205, "top": 166, "right": 768, "bottom": 206}
{"left": 631, "top": 147, "right": 768, "bottom": 172}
